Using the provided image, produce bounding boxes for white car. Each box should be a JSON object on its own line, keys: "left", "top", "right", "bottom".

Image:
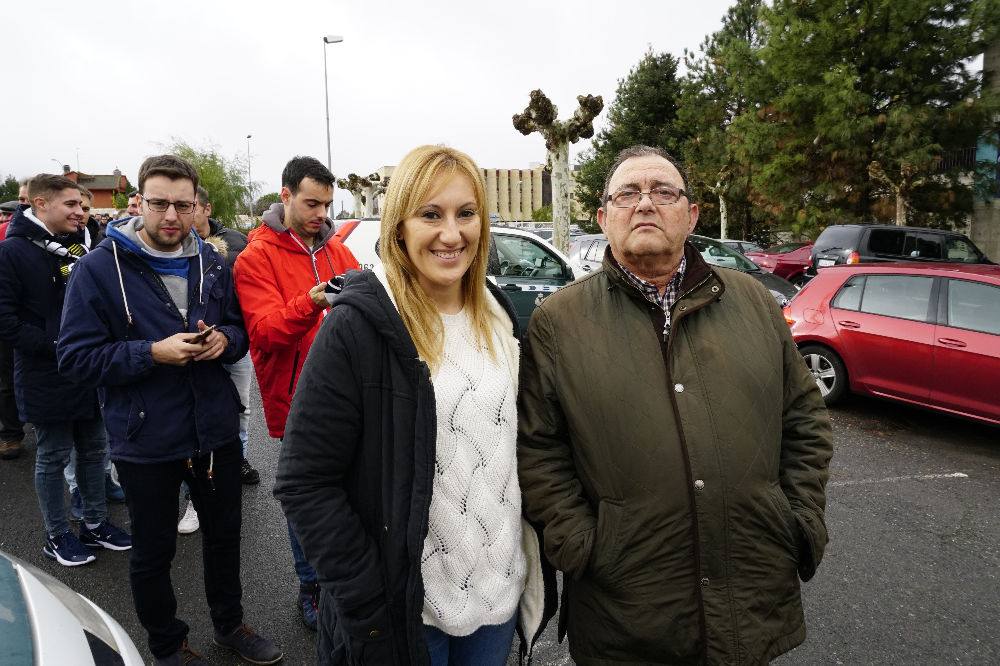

{"left": 0, "top": 551, "right": 143, "bottom": 665}
{"left": 568, "top": 234, "right": 608, "bottom": 276}
{"left": 334, "top": 219, "right": 575, "bottom": 332}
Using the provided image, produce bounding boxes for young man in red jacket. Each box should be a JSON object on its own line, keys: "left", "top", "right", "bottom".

{"left": 234, "top": 156, "right": 359, "bottom": 630}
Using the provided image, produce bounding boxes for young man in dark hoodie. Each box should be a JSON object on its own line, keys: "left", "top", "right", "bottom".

{"left": 58, "top": 155, "right": 282, "bottom": 666}
{"left": 234, "top": 155, "right": 359, "bottom": 630}
{"left": 0, "top": 174, "right": 131, "bottom": 567}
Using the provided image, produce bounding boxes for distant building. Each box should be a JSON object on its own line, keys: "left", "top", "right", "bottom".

{"left": 972, "top": 41, "right": 1000, "bottom": 259}
{"left": 373, "top": 163, "right": 586, "bottom": 222}
{"left": 57, "top": 165, "right": 131, "bottom": 212}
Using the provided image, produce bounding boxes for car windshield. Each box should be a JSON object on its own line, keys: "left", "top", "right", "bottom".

{"left": 765, "top": 242, "right": 810, "bottom": 254}
{"left": 689, "top": 236, "right": 760, "bottom": 272}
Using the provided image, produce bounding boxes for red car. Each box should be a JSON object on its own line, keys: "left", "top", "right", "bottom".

{"left": 744, "top": 242, "right": 813, "bottom": 287}
{"left": 784, "top": 263, "right": 1000, "bottom": 425}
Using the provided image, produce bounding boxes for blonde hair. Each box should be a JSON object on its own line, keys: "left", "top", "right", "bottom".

{"left": 380, "top": 145, "right": 494, "bottom": 370}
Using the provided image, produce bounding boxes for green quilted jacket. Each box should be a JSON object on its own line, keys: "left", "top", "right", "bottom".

{"left": 517, "top": 243, "right": 833, "bottom": 665}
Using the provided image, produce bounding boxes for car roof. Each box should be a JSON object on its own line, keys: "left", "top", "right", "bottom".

{"left": 818, "top": 224, "right": 969, "bottom": 236}
{"left": 820, "top": 262, "right": 1000, "bottom": 282}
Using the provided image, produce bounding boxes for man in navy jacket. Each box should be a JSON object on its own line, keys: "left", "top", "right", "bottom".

{"left": 58, "top": 155, "right": 281, "bottom": 666}
{"left": 0, "top": 174, "right": 131, "bottom": 568}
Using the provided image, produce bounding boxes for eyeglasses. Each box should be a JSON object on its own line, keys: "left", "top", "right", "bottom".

{"left": 143, "top": 198, "right": 196, "bottom": 215}
{"left": 608, "top": 185, "right": 687, "bottom": 208}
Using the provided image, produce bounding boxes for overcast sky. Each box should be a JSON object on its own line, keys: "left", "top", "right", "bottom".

{"left": 6, "top": 0, "right": 736, "bottom": 212}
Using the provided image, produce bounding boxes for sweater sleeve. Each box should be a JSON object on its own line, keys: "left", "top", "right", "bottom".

{"left": 274, "top": 310, "right": 388, "bottom": 639}
{"left": 233, "top": 248, "right": 325, "bottom": 353}
{"left": 516, "top": 306, "right": 597, "bottom": 581}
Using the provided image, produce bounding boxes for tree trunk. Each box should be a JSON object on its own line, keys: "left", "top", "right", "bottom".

{"left": 361, "top": 185, "right": 376, "bottom": 217}
{"left": 550, "top": 141, "right": 571, "bottom": 254}
{"left": 895, "top": 191, "right": 906, "bottom": 226}
{"left": 352, "top": 193, "right": 364, "bottom": 218}
{"left": 718, "top": 192, "right": 728, "bottom": 240}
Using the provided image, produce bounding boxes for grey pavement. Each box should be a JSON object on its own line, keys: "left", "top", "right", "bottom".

{"left": 1, "top": 385, "right": 997, "bottom": 664}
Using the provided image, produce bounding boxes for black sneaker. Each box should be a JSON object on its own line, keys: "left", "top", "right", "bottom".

{"left": 153, "top": 640, "right": 209, "bottom": 666}
{"left": 240, "top": 458, "right": 260, "bottom": 485}
{"left": 213, "top": 624, "right": 283, "bottom": 664}
{"left": 79, "top": 520, "right": 132, "bottom": 551}
{"left": 43, "top": 531, "right": 96, "bottom": 567}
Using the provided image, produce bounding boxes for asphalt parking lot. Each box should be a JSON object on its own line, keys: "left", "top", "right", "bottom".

{"left": 1, "top": 387, "right": 997, "bottom": 665}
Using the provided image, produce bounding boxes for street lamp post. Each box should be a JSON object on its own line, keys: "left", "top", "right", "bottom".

{"left": 246, "top": 134, "right": 253, "bottom": 215}
{"left": 322, "top": 35, "right": 344, "bottom": 171}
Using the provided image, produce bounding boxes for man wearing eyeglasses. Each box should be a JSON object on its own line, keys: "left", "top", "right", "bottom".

{"left": 58, "top": 155, "right": 282, "bottom": 665}
{"left": 517, "top": 145, "right": 833, "bottom": 663}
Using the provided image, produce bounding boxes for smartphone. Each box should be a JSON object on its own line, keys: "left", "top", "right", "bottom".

{"left": 190, "top": 324, "right": 218, "bottom": 344}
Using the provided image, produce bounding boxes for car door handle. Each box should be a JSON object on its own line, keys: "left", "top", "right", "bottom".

{"left": 500, "top": 284, "right": 521, "bottom": 292}
{"left": 837, "top": 320, "right": 861, "bottom": 329}
{"left": 937, "top": 337, "right": 967, "bottom": 348}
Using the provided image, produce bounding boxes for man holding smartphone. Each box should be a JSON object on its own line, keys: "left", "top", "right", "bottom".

{"left": 234, "top": 155, "right": 359, "bottom": 631}
{"left": 58, "top": 155, "right": 282, "bottom": 665}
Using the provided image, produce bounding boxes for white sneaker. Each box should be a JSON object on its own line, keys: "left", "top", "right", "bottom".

{"left": 177, "top": 500, "right": 200, "bottom": 534}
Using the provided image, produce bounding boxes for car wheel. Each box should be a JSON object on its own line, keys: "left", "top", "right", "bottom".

{"left": 799, "top": 345, "right": 847, "bottom": 405}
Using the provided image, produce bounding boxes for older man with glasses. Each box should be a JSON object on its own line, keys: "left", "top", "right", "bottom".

{"left": 517, "top": 145, "right": 834, "bottom": 664}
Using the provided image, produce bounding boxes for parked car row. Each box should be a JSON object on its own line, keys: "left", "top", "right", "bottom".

{"left": 570, "top": 233, "right": 799, "bottom": 306}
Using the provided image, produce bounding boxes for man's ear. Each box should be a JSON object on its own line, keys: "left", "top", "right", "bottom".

{"left": 687, "top": 203, "right": 699, "bottom": 234}
{"left": 280, "top": 186, "right": 292, "bottom": 205}
{"left": 205, "top": 202, "right": 213, "bottom": 216}
{"left": 596, "top": 206, "right": 607, "bottom": 233}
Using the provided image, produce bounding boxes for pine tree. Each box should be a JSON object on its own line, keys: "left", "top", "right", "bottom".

{"left": 678, "top": 0, "right": 771, "bottom": 241}
{"left": 735, "top": 0, "right": 1000, "bottom": 231}
{"left": 574, "top": 51, "right": 686, "bottom": 221}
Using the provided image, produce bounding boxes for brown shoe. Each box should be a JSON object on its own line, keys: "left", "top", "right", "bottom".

{"left": 0, "top": 440, "right": 22, "bottom": 460}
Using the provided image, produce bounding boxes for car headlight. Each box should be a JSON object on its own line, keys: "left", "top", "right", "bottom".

{"left": 769, "top": 290, "right": 790, "bottom": 308}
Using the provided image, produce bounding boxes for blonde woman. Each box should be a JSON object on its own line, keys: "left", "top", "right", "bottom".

{"left": 275, "top": 145, "right": 553, "bottom": 665}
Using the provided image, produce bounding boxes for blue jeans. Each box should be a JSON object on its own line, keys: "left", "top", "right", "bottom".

{"left": 287, "top": 520, "right": 318, "bottom": 584}
{"left": 34, "top": 417, "right": 108, "bottom": 536}
{"left": 224, "top": 352, "right": 253, "bottom": 453}
{"left": 423, "top": 613, "right": 517, "bottom": 666}
{"left": 64, "top": 447, "right": 114, "bottom": 493}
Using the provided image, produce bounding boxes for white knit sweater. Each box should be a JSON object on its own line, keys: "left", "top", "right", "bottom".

{"left": 420, "top": 309, "right": 526, "bottom": 636}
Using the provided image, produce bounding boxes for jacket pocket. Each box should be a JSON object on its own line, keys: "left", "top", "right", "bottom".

{"left": 589, "top": 499, "right": 626, "bottom": 583}
{"left": 767, "top": 484, "right": 800, "bottom": 560}
{"left": 125, "top": 392, "right": 147, "bottom": 440}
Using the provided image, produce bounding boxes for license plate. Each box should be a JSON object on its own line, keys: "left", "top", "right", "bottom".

{"left": 817, "top": 259, "right": 836, "bottom": 267}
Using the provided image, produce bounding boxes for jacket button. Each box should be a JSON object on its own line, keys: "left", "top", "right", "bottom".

{"left": 694, "top": 479, "right": 705, "bottom": 491}
{"left": 139, "top": 411, "right": 145, "bottom": 419}
{"left": 674, "top": 383, "right": 684, "bottom": 393}
{"left": 701, "top": 577, "right": 710, "bottom": 587}
{"left": 679, "top": 305, "right": 687, "bottom": 311}
{"left": 369, "top": 629, "right": 381, "bottom": 639}
{"left": 711, "top": 285, "right": 720, "bottom": 293}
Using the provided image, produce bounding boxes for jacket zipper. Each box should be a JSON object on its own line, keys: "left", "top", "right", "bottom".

{"left": 287, "top": 349, "right": 301, "bottom": 395}
{"left": 660, "top": 273, "right": 712, "bottom": 664}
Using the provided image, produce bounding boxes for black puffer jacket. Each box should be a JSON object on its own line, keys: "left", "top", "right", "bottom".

{"left": 275, "top": 269, "right": 556, "bottom": 665}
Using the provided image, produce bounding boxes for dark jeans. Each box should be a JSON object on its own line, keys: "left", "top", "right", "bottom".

{"left": 423, "top": 613, "right": 517, "bottom": 666}
{"left": 116, "top": 440, "right": 244, "bottom": 658}
{"left": 0, "top": 341, "right": 23, "bottom": 442}
{"left": 34, "top": 418, "right": 107, "bottom": 536}
{"left": 288, "top": 520, "right": 318, "bottom": 585}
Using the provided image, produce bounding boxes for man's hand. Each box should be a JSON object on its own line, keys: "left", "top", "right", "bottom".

{"left": 192, "top": 320, "right": 229, "bottom": 362}
{"left": 151, "top": 332, "right": 206, "bottom": 366}
{"left": 309, "top": 283, "right": 328, "bottom": 307}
